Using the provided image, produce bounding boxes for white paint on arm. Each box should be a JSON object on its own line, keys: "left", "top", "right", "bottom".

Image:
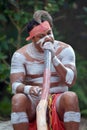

{"left": 65, "top": 68, "right": 74, "bottom": 84}
{"left": 60, "top": 46, "right": 76, "bottom": 66}
{"left": 59, "top": 46, "right": 76, "bottom": 85}
{"left": 10, "top": 52, "right": 26, "bottom": 93}
{"left": 10, "top": 52, "right": 26, "bottom": 74}
{"left": 12, "top": 82, "right": 23, "bottom": 94}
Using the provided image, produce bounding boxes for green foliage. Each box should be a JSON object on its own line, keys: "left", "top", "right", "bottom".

{"left": 81, "top": 109, "right": 87, "bottom": 118}
{"left": 0, "top": 14, "right": 7, "bottom": 22}
{"left": 0, "top": 97, "right": 11, "bottom": 117}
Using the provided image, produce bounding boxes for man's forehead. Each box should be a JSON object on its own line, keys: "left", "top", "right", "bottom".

{"left": 37, "top": 29, "right": 51, "bottom": 36}
{"left": 26, "top": 21, "right": 51, "bottom": 41}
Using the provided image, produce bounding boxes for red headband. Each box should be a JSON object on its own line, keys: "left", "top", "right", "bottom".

{"left": 26, "top": 21, "right": 51, "bottom": 41}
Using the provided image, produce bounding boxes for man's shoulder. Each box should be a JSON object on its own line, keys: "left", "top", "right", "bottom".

{"left": 54, "top": 40, "right": 74, "bottom": 55}
{"left": 12, "top": 43, "right": 32, "bottom": 58}
{"left": 55, "top": 40, "right": 74, "bottom": 50}
{"left": 14, "top": 42, "right": 32, "bottom": 55}
{"left": 17, "top": 43, "right": 31, "bottom": 53}
{"left": 55, "top": 40, "right": 69, "bottom": 47}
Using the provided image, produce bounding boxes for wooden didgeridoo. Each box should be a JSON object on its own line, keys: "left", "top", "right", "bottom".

{"left": 36, "top": 50, "right": 51, "bottom": 130}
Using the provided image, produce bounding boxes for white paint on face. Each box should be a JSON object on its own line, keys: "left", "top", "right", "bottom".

{"left": 36, "top": 30, "right": 54, "bottom": 48}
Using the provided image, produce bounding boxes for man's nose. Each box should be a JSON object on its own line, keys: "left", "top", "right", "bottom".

{"left": 44, "top": 35, "right": 51, "bottom": 42}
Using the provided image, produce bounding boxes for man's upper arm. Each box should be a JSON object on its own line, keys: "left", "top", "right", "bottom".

{"left": 60, "top": 46, "right": 76, "bottom": 67}
{"left": 10, "top": 52, "right": 26, "bottom": 93}
{"left": 10, "top": 52, "right": 26, "bottom": 74}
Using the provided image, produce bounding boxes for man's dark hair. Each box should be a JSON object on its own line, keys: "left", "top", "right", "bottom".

{"left": 27, "top": 19, "right": 40, "bottom": 33}
{"left": 27, "top": 10, "right": 53, "bottom": 33}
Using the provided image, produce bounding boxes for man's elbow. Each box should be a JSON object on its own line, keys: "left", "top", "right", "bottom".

{"left": 65, "top": 68, "right": 77, "bottom": 87}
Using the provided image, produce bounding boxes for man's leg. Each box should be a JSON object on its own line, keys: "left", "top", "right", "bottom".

{"left": 11, "top": 93, "right": 35, "bottom": 130}
{"left": 56, "top": 91, "right": 81, "bottom": 130}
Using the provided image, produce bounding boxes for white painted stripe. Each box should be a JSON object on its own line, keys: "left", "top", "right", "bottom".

{"left": 25, "top": 61, "right": 44, "bottom": 75}
{"left": 24, "top": 85, "right": 32, "bottom": 95}
{"left": 11, "top": 52, "right": 26, "bottom": 74}
{"left": 50, "top": 86, "right": 68, "bottom": 93}
{"left": 60, "top": 47, "right": 75, "bottom": 65}
{"left": 53, "top": 56, "right": 61, "bottom": 66}
{"left": 64, "top": 111, "right": 81, "bottom": 122}
{"left": 26, "top": 76, "right": 60, "bottom": 83}
{"left": 65, "top": 68, "right": 74, "bottom": 84}
{"left": 12, "top": 82, "right": 22, "bottom": 94}
{"left": 11, "top": 112, "right": 29, "bottom": 124}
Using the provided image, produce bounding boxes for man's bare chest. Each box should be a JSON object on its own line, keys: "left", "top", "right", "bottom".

{"left": 25, "top": 60, "right": 45, "bottom": 75}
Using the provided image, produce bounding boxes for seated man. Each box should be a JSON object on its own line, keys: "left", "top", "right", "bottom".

{"left": 10, "top": 10, "right": 81, "bottom": 130}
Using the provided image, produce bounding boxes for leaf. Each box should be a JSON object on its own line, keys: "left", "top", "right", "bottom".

{"left": 0, "top": 53, "right": 7, "bottom": 60}
{"left": 0, "top": 14, "right": 7, "bottom": 22}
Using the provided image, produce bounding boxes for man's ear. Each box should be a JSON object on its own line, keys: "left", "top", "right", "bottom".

{"left": 32, "top": 36, "right": 36, "bottom": 43}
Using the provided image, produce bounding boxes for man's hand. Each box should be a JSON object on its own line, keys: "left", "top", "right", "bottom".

{"left": 42, "top": 42, "right": 55, "bottom": 58}
{"left": 30, "top": 86, "right": 42, "bottom": 97}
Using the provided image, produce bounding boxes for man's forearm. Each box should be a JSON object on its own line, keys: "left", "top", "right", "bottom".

{"left": 52, "top": 56, "right": 75, "bottom": 86}
{"left": 12, "top": 82, "right": 32, "bottom": 94}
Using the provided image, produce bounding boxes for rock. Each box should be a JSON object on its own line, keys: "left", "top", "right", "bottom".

{"left": 0, "top": 121, "right": 13, "bottom": 130}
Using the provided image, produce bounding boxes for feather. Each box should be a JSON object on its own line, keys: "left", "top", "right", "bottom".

{"left": 33, "top": 10, "right": 53, "bottom": 27}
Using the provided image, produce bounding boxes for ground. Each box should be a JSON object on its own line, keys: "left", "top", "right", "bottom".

{"left": 0, "top": 118, "right": 87, "bottom": 130}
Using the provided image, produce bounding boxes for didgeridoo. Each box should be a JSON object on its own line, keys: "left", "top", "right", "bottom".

{"left": 36, "top": 50, "right": 51, "bottom": 130}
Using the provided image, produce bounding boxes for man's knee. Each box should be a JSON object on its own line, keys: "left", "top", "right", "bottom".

{"left": 62, "top": 91, "right": 79, "bottom": 110}
{"left": 12, "top": 93, "right": 28, "bottom": 111}
{"left": 57, "top": 92, "right": 81, "bottom": 123}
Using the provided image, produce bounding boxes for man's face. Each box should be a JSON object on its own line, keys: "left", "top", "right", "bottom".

{"left": 33, "top": 29, "right": 54, "bottom": 49}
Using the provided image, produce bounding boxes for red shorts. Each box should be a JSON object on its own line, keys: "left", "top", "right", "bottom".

{"left": 29, "top": 94, "right": 65, "bottom": 130}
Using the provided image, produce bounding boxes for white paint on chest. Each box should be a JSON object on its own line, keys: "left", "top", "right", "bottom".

{"left": 25, "top": 61, "right": 44, "bottom": 75}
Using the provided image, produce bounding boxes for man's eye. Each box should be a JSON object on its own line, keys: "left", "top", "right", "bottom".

{"left": 39, "top": 34, "right": 45, "bottom": 38}
{"left": 47, "top": 31, "right": 51, "bottom": 35}
{"left": 47, "top": 33, "right": 51, "bottom": 35}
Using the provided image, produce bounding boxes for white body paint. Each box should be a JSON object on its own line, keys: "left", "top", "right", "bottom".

{"left": 12, "top": 82, "right": 22, "bottom": 94}
{"left": 64, "top": 111, "right": 81, "bottom": 122}
{"left": 53, "top": 56, "right": 61, "bottom": 66}
{"left": 65, "top": 68, "right": 74, "bottom": 84}
{"left": 11, "top": 112, "right": 29, "bottom": 124}
{"left": 11, "top": 52, "right": 26, "bottom": 74}
{"left": 36, "top": 31, "right": 54, "bottom": 48}
{"left": 24, "top": 85, "right": 32, "bottom": 95}
{"left": 11, "top": 40, "right": 76, "bottom": 93}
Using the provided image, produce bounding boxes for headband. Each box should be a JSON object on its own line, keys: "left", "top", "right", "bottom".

{"left": 26, "top": 21, "right": 51, "bottom": 41}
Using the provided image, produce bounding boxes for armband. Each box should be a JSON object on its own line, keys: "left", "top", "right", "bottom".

{"left": 12, "top": 82, "right": 22, "bottom": 94}
{"left": 11, "top": 112, "right": 28, "bottom": 124}
{"left": 66, "top": 68, "right": 74, "bottom": 84}
{"left": 24, "top": 85, "right": 32, "bottom": 95}
{"left": 64, "top": 111, "right": 81, "bottom": 122}
{"left": 53, "top": 56, "right": 61, "bottom": 66}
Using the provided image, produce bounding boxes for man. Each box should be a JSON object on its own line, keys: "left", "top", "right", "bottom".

{"left": 10, "top": 10, "right": 80, "bottom": 130}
